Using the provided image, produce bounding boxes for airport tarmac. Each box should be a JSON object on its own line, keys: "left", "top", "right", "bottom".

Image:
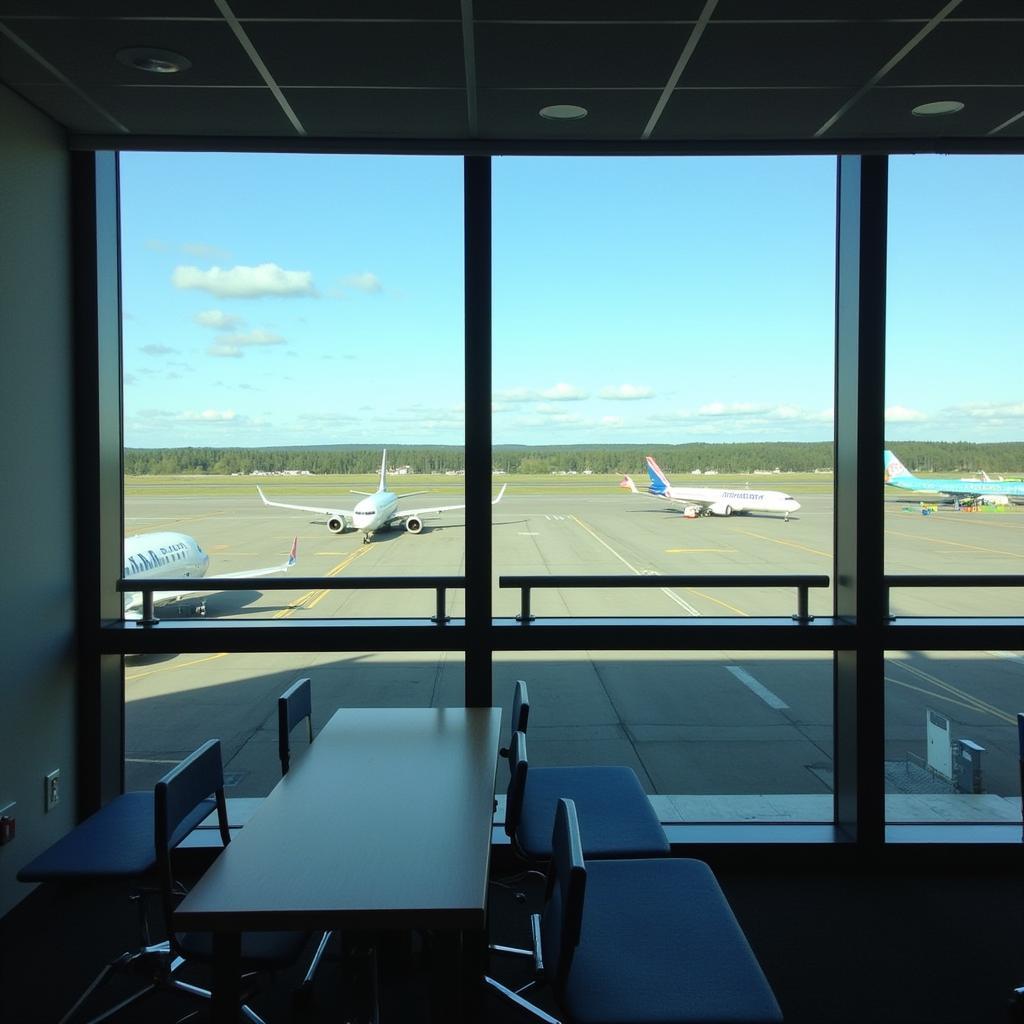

{"left": 122, "top": 486, "right": 1024, "bottom": 823}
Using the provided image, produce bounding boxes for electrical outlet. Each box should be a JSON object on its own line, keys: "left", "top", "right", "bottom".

{"left": 44, "top": 770, "right": 60, "bottom": 812}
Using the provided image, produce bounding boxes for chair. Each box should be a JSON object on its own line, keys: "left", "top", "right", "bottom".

{"left": 505, "top": 730, "right": 670, "bottom": 861}
{"left": 499, "top": 678, "right": 530, "bottom": 759}
{"left": 488, "top": 797, "right": 784, "bottom": 1024}
{"left": 278, "top": 677, "right": 335, "bottom": 1000}
{"left": 154, "top": 739, "right": 307, "bottom": 1024}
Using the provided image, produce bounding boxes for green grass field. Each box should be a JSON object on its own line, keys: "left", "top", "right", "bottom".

{"left": 125, "top": 472, "right": 837, "bottom": 498}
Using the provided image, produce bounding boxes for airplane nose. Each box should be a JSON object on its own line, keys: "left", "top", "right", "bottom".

{"left": 788, "top": 499, "right": 801, "bottom": 512}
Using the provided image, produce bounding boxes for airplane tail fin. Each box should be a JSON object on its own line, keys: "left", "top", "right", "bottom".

{"left": 287, "top": 536, "right": 298, "bottom": 567}
{"left": 883, "top": 449, "right": 913, "bottom": 482}
{"left": 492, "top": 483, "right": 508, "bottom": 505}
{"left": 619, "top": 474, "right": 638, "bottom": 494}
{"left": 378, "top": 449, "right": 388, "bottom": 492}
{"left": 644, "top": 456, "right": 671, "bottom": 495}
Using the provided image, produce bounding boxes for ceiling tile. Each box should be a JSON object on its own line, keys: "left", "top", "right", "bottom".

{"left": 0, "top": 30, "right": 58, "bottom": 83}
{"left": 285, "top": 87, "right": 468, "bottom": 137}
{"left": 2, "top": 17, "right": 264, "bottom": 87}
{"left": 232, "top": 0, "right": 460, "bottom": 17}
{"left": 712, "top": 1, "right": 940, "bottom": 20}
{"left": 0, "top": 3, "right": 217, "bottom": 14}
{"left": 473, "top": 1, "right": 704, "bottom": 21}
{"left": 478, "top": 88, "right": 660, "bottom": 140}
{"left": 10, "top": 80, "right": 130, "bottom": 132}
{"left": 884, "top": 20, "right": 1024, "bottom": 86}
{"left": 476, "top": 22, "right": 697, "bottom": 89}
{"left": 653, "top": 87, "right": 850, "bottom": 140}
{"left": 683, "top": 21, "right": 921, "bottom": 87}
{"left": 244, "top": 20, "right": 465, "bottom": 87}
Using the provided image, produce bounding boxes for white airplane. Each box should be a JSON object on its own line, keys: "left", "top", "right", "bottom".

{"left": 621, "top": 455, "right": 801, "bottom": 520}
{"left": 257, "top": 449, "right": 507, "bottom": 543}
{"left": 123, "top": 531, "right": 297, "bottom": 619}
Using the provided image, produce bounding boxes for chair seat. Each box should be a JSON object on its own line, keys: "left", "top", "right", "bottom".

{"left": 517, "top": 766, "right": 670, "bottom": 860}
{"left": 176, "top": 929, "right": 309, "bottom": 970}
{"left": 561, "top": 858, "right": 783, "bottom": 1024}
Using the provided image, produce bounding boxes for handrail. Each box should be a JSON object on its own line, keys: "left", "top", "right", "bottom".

{"left": 499, "top": 574, "right": 830, "bottom": 624}
{"left": 118, "top": 575, "right": 464, "bottom": 627}
{"left": 884, "top": 574, "right": 1024, "bottom": 618}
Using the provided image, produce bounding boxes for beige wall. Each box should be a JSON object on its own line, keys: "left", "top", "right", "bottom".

{"left": 0, "top": 84, "right": 76, "bottom": 917}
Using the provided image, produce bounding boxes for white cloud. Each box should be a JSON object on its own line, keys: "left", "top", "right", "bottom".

{"left": 599, "top": 384, "right": 654, "bottom": 400}
{"left": 601, "top": 415, "right": 624, "bottom": 427}
{"left": 177, "top": 409, "right": 237, "bottom": 422}
{"left": 181, "top": 242, "right": 231, "bottom": 260}
{"left": 697, "top": 402, "right": 831, "bottom": 423}
{"left": 194, "top": 309, "right": 244, "bottom": 330}
{"left": 342, "top": 272, "right": 382, "bottom": 294}
{"left": 140, "top": 343, "right": 175, "bottom": 356}
{"left": 207, "top": 329, "right": 285, "bottom": 358}
{"left": 493, "top": 387, "right": 536, "bottom": 403}
{"left": 172, "top": 263, "right": 316, "bottom": 298}
{"left": 885, "top": 405, "right": 928, "bottom": 422}
{"left": 952, "top": 402, "right": 1024, "bottom": 421}
{"left": 541, "top": 383, "right": 588, "bottom": 401}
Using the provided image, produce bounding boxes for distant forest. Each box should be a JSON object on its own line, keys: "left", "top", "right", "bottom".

{"left": 123, "top": 441, "right": 1024, "bottom": 477}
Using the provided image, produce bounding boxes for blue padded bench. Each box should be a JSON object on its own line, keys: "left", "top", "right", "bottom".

{"left": 563, "top": 857, "right": 783, "bottom": 1024}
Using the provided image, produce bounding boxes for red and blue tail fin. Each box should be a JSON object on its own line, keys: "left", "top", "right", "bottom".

{"left": 644, "top": 456, "right": 671, "bottom": 495}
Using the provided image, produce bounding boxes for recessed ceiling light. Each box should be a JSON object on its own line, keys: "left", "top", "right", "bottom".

{"left": 911, "top": 100, "right": 964, "bottom": 117}
{"left": 539, "top": 104, "right": 588, "bottom": 121}
{"left": 116, "top": 48, "right": 192, "bottom": 74}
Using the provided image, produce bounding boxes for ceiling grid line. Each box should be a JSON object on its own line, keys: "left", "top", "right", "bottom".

{"left": 212, "top": 0, "right": 306, "bottom": 137}
{"left": 460, "top": 0, "right": 478, "bottom": 136}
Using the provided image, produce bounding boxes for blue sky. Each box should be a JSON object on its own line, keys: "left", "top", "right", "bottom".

{"left": 121, "top": 152, "right": 1022, "bottom": 448}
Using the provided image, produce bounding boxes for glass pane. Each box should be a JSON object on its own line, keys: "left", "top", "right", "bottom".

{"left": 495, "top": 650, "right": 833, "bottom": 823}
{"left": 885, "top": 650, "right": 1022, "bottom": 823}
{"left": 120, "top": 153, "right": 465, "bottom": 617}
{"left": 886, "top": 155, "right": 1024, "bottom": 615}
{"left": 125, "top": 650, "right": 465, "bottom": 794}
{"left": 492, "top": 156, "right": 836, "bottom": 618}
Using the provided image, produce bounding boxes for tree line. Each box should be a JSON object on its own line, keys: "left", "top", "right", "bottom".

{"left": 123, "top": 441, "right": 1024, "bottom": 477}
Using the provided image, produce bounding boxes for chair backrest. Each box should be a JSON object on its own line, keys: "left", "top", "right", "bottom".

{"left": 540, "top": 797, "right": 587, "bottom": 999}
{"left": 154, "top": 739, "right": 230, "bottom": 953}
{"left": 500, "top": 679, "right": 530, "bottom": 758}
{"left": 504, "top": 729, "right": 529, "bottom": 839}
{"left": 278, "top": 676, "right": 313, "bottom": 775}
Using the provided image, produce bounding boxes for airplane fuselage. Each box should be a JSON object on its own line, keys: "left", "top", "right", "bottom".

{"left": 123, "top": 531, "right": 209, "bottom": 612}
{"left": 352, "top": 490, "right": 400, "bottom": 536}
{"left": 886, "top": 475, "right": 1023, "bottom": 501}
{"left": 662, "top": 486, "right": 801, "bottom": 517}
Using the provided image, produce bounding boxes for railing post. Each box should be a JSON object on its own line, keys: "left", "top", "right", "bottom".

{"left": 518, "top": 586, "right": 532, "bottom": 624}
{"left": 140, "top": 590, "right": 158, "bottom": 626}
{"left": 433, "top": 586, "right": 448, "bottom": 626}
{"left": 793, "top": 585, "right": 811, "bottom": 623}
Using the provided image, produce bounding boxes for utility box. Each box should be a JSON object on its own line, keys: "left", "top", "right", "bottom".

{"left": 953, "top": 738, "right": 985, "bottom": 794}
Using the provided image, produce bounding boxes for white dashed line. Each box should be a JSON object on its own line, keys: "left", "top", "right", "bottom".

{"left": 725, "top": 666, "right": 789, "bottom": 709}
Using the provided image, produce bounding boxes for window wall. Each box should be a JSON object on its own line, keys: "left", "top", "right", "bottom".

{"left": 82, "top": 151, "right": 1023, "bottom": 845}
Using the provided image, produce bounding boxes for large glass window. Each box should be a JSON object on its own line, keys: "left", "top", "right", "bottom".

{"left": 492, "top": 157, "right": 837, "bottom": 618}
{"left": 886, "top": 155, "right": 1024, "bottom": 616}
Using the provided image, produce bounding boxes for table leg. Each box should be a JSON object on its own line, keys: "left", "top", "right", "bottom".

{"left": 211, "top": 931, "right": 241, "bottom": 1023}
{"left": 459, "top": 926, "right": 486, "bottom": 1023}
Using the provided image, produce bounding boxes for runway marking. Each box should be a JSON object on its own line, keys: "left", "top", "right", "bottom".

{"left": 569, "top": 515, "right": 700, "bottom": 615}
{"left": 887, "top": 659, "right": 1016, "bottom": 724}
{"left": 518, "top": 532, "right": 540, "bottom": 536}
{"left": 277, "top": 545, "right": 372, "bottom": 617}
{"left": 126, "top": 651, "right": 229, "bottom": 683}
{"left": 884, "top": 676, "right": 989, "bottom": 716}
{"left": 726, "top": 666, "right": 788, "bottom": 709}
{"left": 734, "top": 529, "right": 831, "bottom": 559}
{"left": 124, "top": 511, "right": 225, "bottom": 533}
{"left": 884, "top": 527, "right": 1024, "bottom": 560}
{"left": 688, "top": 589, "right": 749, "bottom": 616}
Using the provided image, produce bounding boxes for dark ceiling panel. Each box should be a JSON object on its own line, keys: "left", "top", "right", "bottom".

{"left": 474, "top": 1, "right": 704, "bottom": 21}
{"left": 712, "top": 0, "right": 941, "bottom": 20}
{"left": 0, "top": 3, "right": 218, "bottom": 15}
{"left": 244, "top": 20, "right": 464, "bottom": 87}
{"left": 654, "top": 87, "right": 850, "bottom": 140}
{"left": 0, "top": 30, "right": 58, "bottom": 83}
{"left": 285, "top": 86, "right": 467, "bottom": 137}
{"left": 11, "top": 81, "right": 128, "bottom": 132}
{"left": 884, "top": 21, "right": 1024, "bottom": 86}
{"left": 3, "top": 17, "right": 263, "bottom": 87}
{"left": 476, "top": 22, "right": 695, "bottom": 89}
{"left": 87, "top": 84, "right": 293, "bottom": 134}
{"left": 478, "top": 88, "right": 659, "bottom": 140}
{"left": 232, "top": 0, "right": 460, "bottom": 17}
{"left": 835, "top": 85, "right": 1024, "bottom": 138}
{"left": 684, "top": 21, "right": 921, "bottom": 88}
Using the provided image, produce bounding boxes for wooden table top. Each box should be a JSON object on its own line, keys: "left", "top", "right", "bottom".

{"left": 175, "top": 706, "right": 502, "bottom": 932}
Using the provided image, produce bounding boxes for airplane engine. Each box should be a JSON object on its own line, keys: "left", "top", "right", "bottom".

{"left": 405, "top": 516, "right": 424, "bottom": 534}
{"left": 708, "top": 501, "right": 733, "bottom": 517}
{"left": 327, "top": 515, "right": 349, "bottom": 533}
{"left": 682, "top": 505, "right": 700, "bottom": 519}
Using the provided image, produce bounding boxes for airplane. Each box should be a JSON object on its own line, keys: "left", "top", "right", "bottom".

{"left": 256, "top": 449, "right": 507, "bottom": 542}
{"left": 883, "top": 450, "right": 1024, "bottom": 506}
{"left": 620, "top": 455, "right": 801, "bottom": 520}
{"left": 123, "top": 531, "right": 297, "bottom": 619}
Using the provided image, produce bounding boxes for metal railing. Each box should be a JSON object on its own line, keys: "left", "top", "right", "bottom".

{"left": 117, "top": 575, "right": 464, "bottom": 627}
{"left": 884, "top": 575, "right": 1024, "bottom": 618}
{"left": 499, "top": 574, "right": 830, "bottom": 623}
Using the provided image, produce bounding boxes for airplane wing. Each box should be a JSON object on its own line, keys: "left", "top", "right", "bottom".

{"left": 391, "top": 484, "right": 507, "bottom": 522}
{"left": 621, "top": 475, "right": 712, "bottom": 509}
{"left": 209, "top": 537, "right": 298, "bottom": 579}
{"left": 257, "top": 485, "right": 356, "bottom": 519}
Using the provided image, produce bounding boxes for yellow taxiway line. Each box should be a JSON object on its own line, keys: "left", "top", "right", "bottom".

{"left": 274, "top": 544, "right": 372, "bottom": 618}
{"left": 125, "top": 651, "right": 229, "bottom": 683}
{"left": 886, "top": 658, "right": 1016, "bottom": 724}
{"left": 884, "top": 527, "right": 1024, "bottom": 560}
